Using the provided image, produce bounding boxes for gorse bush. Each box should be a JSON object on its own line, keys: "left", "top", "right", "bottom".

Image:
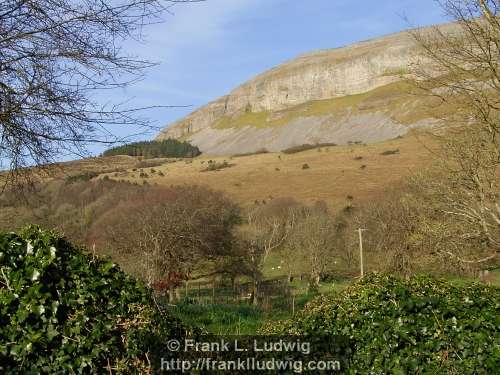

{"left": 380, "top": 149, "right": 400, "bottom": 156}
{"left": 201, "top": 160, "right": 234, "bottom": 172}
{"left": 0, "top": 226, "right": 189, "bottom": 374}
{"left": 260, "top": 273, "right": 499, "bottom": 374}
{"left": 282, "top": 143, "right": 337, "bottom": 154}
{"left": 65, "top": 171, "right": 99, "bottom": 184}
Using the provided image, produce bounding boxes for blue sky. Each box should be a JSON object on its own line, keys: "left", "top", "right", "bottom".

{"left": 94, "top": 0, "right": 449, "bottom": 155}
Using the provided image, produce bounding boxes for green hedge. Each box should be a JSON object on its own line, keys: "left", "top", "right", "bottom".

{"left": 260, "top": 273, "right": 500, "bottom": 374}
{"left": 0, "top": 226, "right": 188, "bottom": 374}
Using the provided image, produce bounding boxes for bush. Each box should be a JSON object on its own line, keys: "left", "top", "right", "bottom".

{"left": 260, "top": 273, "right": 499, "bottom": 374}
{"left": 0, "top": 226, "right": 189, "bottom": 374}
{"left": 302, "top": 163, "right": 310, "bottom": 170}
{"left": 232, "top": 148, "right": 269, "bottom": 158}
{"left": 65, "top": 171, "right": 98, "bottom": 184}
{"left": 282, "top": 143, "right": 337, "bottom": 154}
{"left": 380, "top": 149, "right": 400, "bottom": 156}
{"left": 136, "top": 159, "right": 166, "bottom": 169}
{"left": 201, "top": 161, "right": 234, "bottom": 172}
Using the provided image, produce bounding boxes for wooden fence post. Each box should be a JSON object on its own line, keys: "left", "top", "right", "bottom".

{"left": 212, "top": 283, "right": 215, "bottom": 304}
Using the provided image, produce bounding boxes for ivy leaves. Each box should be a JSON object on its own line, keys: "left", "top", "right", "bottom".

{"left": 261, "top": 273, "right": 500, "bottom": 374}
{"left": 0, "top": 226, "right": 187, "bottom": 374}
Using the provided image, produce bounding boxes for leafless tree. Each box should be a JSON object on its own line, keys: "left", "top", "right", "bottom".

{"left": 89, "top": 185, "right": 240, "bottom": 301}
{"left": 287, "top": 209, "right": 339, "bottom": 289}
{"left": 0, "top": 0, "right": 200, "bottom": 187}
{"left": 410, "top": 0, "right": 500, "bottom": 262}
{"left": 238, "top": 198, "right": 301, "bottom": 304}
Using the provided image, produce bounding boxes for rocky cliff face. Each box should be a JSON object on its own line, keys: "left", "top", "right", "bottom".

{"left": 157, "top": 23, "right": 457, "bottom": 155}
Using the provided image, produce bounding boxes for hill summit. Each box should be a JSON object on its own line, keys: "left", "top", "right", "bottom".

{"left": 157, "top": 22, "right": 458, "bottom": 155}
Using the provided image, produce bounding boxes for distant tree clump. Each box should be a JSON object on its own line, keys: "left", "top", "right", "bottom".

{"left": 102, "top": 139, "right": 201, "bottom": 159}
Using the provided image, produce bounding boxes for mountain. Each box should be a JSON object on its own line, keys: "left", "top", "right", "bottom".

{"left": 157, "top": 22, "right": 458, "bottom": 155}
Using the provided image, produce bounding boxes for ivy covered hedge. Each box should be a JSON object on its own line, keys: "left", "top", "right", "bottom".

{"left": 0, "top": 226, "right": 189, "bottom": 374}
{"left": 260, "top": 274, "right": 500, "bottom": 374}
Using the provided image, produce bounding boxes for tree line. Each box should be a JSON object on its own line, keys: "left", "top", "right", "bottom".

{"left": 102, "top": 139, "right": 201, "bottom": 158}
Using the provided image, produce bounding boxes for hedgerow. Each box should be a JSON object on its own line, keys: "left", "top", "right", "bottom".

{"left": 260, "top": 273, "right": 500, "bottom": 374}
{"left": 0, "top": 226, "right": 189, "bottom": 374}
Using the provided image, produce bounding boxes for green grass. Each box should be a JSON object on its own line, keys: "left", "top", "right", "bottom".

{"left": 167, "top": 301, "right": 264, "bottom": 335}
{"left": 213, "top": 110, "right": 271, "bottom": 129}
{"left": 165, "top": 276, "right": 353, "bottom": 335}
{"left": 165, "top": 271, "right": 499, "bottom": 335}
{"left": 445, "top": 268, "right": 500, "bottom": 287}
{"left": 212, "top": 81, "right": 416, "bottom": 130}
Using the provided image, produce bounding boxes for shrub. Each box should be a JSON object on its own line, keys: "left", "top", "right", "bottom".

{"left": 381, "top": 149, "right": 400, "bottom": 156}
{"left": 158, "top": 171, "right": 165, "bottom": 177}
{"left": 302, "top": 163, "right": 310, "bottom": 170}
{"left": 360, "top": 164, "right": 367, "bottom": 169}
{"left": 201, "top": 161, "right": 234, "bottom": 172}
{"left": 0, "top": 226, "right": 189, "bottom": 373}
{"left": 65, "top": 171, "right": 98, "bottom": 184}
{"left": 282, "top": 143, "right": 337, "bottom": 154}
{"left": 232, "top": 148, "right": 269, "bottom": 158}
{"left": 136, "top": 159, "right": 166, "bottom": 169}
{"left": 260, "top": 273, "right": 499, "bottom": 374}
{"left": 353, "top": 156, "right": 363, "bottom": 160}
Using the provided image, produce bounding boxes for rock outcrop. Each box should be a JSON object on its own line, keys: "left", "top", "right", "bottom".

{"left": 157, "top": 22, "right": 457, "bottom": 155}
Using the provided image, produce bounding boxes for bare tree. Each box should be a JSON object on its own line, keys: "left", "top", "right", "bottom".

{"left": 287, "top": 209, "right": 339, "bottom": 289}
{"left": 238, "top": 198, "right": 301, "bottom": 304}
{"left": 410, "top": 0, "right": 500, "bottom": 262}
{"left": 90, "top": 185, "right": 240, "bottom": 302}
{"left": 0, "top": 0, "right": 199, "bottom": 186}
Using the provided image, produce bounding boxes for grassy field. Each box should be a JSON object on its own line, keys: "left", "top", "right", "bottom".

{"left": 165, "top": 278, "right": 351, "bottom": 335}
{"left": 97, "top": 131, "right": 435, "bottom": 211}
{"left": 165, "top": 269, "right": 499, "bottom": 335}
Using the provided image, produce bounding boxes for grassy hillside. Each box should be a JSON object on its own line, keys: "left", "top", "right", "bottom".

{"left": 97, "top": 131, "right": 434, "bottom": 210}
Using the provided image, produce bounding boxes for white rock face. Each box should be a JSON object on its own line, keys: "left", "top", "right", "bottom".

{"left": 157, "top": 22, "right": 458, "bottom": 154}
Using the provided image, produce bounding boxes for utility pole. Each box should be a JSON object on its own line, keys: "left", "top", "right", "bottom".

{"left": 357, "top": 228, "right": 367, "bottom": 278}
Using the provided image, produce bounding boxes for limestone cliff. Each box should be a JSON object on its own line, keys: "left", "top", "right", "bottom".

{"left": 157, "top": 22, "right": 457, "bottom": 155}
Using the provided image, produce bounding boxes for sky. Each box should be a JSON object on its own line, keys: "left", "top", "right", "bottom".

{"left": 91, "top": 0, "right": 450, "bottom": 155}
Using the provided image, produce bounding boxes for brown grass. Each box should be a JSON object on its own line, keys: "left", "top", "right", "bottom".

{"left": 95, "top": 131, "right": 435, "bottom": 211}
